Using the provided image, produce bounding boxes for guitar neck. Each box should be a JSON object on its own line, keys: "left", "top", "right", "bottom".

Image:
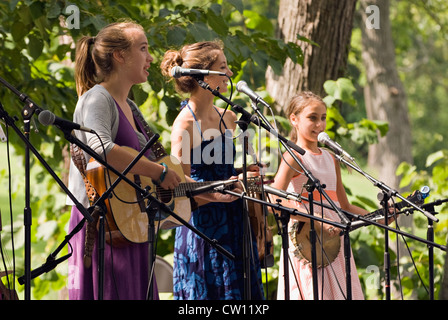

{"left": 172, "top": 181, "right": 228, "bottom": 198}
{"left": 350, "top": 197, "right": 416, "bottom": 231}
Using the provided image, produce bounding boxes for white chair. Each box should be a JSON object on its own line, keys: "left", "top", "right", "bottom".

{"left": 154, "top": 255, "right": 173, "bottom": 293}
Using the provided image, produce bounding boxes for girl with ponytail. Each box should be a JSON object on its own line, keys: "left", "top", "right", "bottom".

{"left": 67, "top": 21, "right": 182, "bottom": 300}
{"left": 271, "top": 91, "right": 368, "bottom": 300}
{"left": 160, "top": 42, "right": 264, "bottom": 300}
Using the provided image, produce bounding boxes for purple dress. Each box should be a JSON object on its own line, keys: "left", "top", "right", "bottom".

{"left": 67, "top": 102, "right": 158, "bottom": 300}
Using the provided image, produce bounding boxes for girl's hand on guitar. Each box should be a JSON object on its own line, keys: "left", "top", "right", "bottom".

{"left": 377, "top": 207, "right": 396, "bottom": 225}
{"left": 323, "top": 223, "right": 341, "bottom": 238}
{"left": 247, "top": 163, "right": 260, "bottom": 173}
{"left": 159, "top": 169, "right": 182, "bottom": 190}
{"left": 212, "top": 177, "right": 243, "bottom": 203}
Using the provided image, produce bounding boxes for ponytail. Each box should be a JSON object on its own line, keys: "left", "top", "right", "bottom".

{"left": 75, "top": 36, "right": 97, "bottom": 96}
{"left": 160, "top": 41, "right": 224, "bottom": 94}
{"left": 74, "top": 21, "right": 143, "bottom": 96}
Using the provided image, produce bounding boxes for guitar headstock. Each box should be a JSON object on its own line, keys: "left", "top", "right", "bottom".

{"left": 246, "top": 176, "right": 274, "bottom": 193}
{"left": 398, "top": 186, "right": 430, "bottom": 211}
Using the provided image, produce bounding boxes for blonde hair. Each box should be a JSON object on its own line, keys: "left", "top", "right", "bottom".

{"left": 74, "top": 21, "right": 144, "bottom": 96}
{"left": 160, "top": 41, "right": 224, "bottom": 93}
{"left": 286, "top": 91, "right": 325, "bottom": 143}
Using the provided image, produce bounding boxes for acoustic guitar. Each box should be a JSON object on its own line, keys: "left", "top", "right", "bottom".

{"left": 85, "top": 146, "right": 237, "bottom": 246}
{"left": 290, "top": 190, "right": 427, "bottom": 268}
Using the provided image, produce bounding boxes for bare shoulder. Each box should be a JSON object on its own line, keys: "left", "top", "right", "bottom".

{"left": 215, "top": 106, "right": 237, "bottom": 129}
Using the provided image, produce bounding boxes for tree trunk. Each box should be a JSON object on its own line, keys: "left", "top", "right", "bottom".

{"left": 440, "top": 253, "right": 448, "bottom": 299}
{"left": 360, "top": 0, "right": 416, "bottom": 299}
{"left": 265, "top": 0, "right": 357, "bottom": 112}
{"left": 360, "top": 0, "right": 413, "bottom": 189}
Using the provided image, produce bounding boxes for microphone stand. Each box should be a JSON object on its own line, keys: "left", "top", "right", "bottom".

{"left": 269, "top": 188, "right": 446, "bottom": 300}
{"left": 0, "top": 77, "right": 93, "bottom": 301}
{"left": 219, "top": 188, "right": 347, "bottom": 300}
{"left": 396, "top": 198, "right": 447, "bottom": 300}
{"left": 196, "top": 79, "right": 352, "bottom": 300}
{"left": 420, "top": 199, "right": 446, "bottom": 300}
{"left": 336, "top": 155, "right": 439, "bottom": 300}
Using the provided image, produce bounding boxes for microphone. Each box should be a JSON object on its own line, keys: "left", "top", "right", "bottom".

{"left": 236, "top": 81, "right": 270, "bottom": 108}
{"left": 171, "top": 66, "right": 227, "bottom": 78}
{"left": 263, "top": 185, "right": 301, "bottom": 202}
{"left": 186, "top": 179, "right": 238, "bottom": 198}
{"left": 38, "top": 110, "right": 95, "bottom": 133}
{"left": 318, "top": 132, "right": 354, "bottom": 161}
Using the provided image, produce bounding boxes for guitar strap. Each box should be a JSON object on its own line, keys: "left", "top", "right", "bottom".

{"left": 130, "top": 106, "right": 198, "bottom": 211}
{"left": 69, "top": 143, "right": 100, "bottom": 268}
{"left": 129, "top": 104, "right": 168, "bottom": 160}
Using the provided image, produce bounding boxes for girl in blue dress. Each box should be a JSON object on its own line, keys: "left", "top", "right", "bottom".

{"left": 161, "top": 41, "right": 264, "bottom": 300}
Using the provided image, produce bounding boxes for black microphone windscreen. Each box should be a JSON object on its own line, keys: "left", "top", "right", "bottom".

{"left": 38, "top": 110, "right": 55, "bottom": 126}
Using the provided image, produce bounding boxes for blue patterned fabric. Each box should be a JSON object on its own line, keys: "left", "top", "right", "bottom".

{"left": 173, "top": 112, "right": 264, "bottom": 300}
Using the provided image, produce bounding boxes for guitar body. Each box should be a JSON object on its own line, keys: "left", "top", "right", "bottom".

{"left": 85, "top": 147, "right": 191, "bottom": 245}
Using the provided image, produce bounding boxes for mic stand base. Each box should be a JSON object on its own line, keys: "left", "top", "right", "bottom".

{"left": 146, "top": 199, "right": 157, "bottom": 300}
{"left": 277, "top": 205, "right": 291, "bottom": 300}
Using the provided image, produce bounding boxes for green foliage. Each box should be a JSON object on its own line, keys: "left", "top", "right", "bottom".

{"left": 1, "top": 0, "right": 446, "bottom": 301}
{"left": 0, "top": 0, "right": 303, "bottom": 299}
{"left": 323, "top": 77, "right": 388, "bottom": 148}
{"left": 352, "top": 150, "right": 448, "bottom": 300}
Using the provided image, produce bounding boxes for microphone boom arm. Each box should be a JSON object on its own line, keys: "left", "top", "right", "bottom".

{"left": 338, "top": 156, "right": 438, "bottom": 222}
{"left": 196, "top": 78, "right": 351, "bottom": 227}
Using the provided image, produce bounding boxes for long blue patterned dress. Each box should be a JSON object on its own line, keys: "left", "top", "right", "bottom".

{"left": 173, "top": 104, "right": 264, "bottom": 300}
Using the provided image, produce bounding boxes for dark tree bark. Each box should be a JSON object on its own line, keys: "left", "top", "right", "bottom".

{"left": 265, "top": 0, "right": 357, "bottom": 111}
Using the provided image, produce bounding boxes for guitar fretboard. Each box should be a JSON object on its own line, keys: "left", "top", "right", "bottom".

{"left": 171, "top": 181, "right": 217, "bottom": 197}
{"left": 350, "top": 192, "right": 422, "bottom": 231}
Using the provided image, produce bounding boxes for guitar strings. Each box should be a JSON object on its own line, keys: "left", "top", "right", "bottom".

{"left": 99, "top": 137, "right": 152, "bottom": 206}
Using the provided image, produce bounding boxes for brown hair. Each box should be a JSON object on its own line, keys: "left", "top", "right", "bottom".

{"left": 160, "top": 41, "right": 224, "bottom": 93}
{"left": 74, "top": 21, "right": 144, "bottom": 96}
{"left": 286, "top": 91, "right": 325, "bottom": 143}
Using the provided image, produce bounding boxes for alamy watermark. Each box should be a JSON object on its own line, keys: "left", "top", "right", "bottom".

{"left": 64, "top": 4, "right": 80, "bottom": 30}
{"left": 365, "top": 264, "right": 381, "bottom": 290}
{"left": 365, "top": 5, "right": 380, "bottom": 30}
{"left": 176, "top": 124, "right": 280, "bottom": 175}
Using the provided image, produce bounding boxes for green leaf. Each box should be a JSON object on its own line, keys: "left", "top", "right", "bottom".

{"left": 28, "top": 33, "right": 43, "bottom": 60}
{"left": 187, "top": 22, "right": 214, "bottom": 42}
{"left": 425, "top": 150, "right": 445, "bottom": 167}
{"left": 355, "top": 195, "right": 378, "bottom": 210}
{"left": 207, "top": 6, "right": 229, "bottom": 36}
{"left": 324, "top": 78, "right": 356, "bottom": 106}
{"left": 243, "top": 10, "right": 274, "bottom": 36}
{"left": 227, "top": 0, "right": 244, "bottom": 14}
{"left": 11, "top": 21, "right": 29, "bottom": 42}
{"left": 166, "top": 26, "right": 187, "bottom": 46}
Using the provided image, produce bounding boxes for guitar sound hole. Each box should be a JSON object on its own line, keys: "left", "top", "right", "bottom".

{"left": 156, "top": 186, "right": 173, "bottom": 203}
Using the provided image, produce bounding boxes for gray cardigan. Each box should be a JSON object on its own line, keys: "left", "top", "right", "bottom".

{"left": 67, "top": 84, "right": 148, "bottom": 207}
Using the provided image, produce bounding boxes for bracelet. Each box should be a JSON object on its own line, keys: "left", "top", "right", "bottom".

{"left": 155, "top": 162, "right": 168, "bottom": 185}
